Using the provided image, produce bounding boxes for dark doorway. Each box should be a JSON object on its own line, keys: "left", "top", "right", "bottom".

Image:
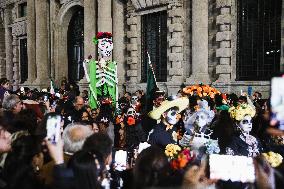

{"left": 67, "top": 7, "right": 84, "bottom": 82}
{"left": 20, "top": 38, "right": 28, "bottom": 83}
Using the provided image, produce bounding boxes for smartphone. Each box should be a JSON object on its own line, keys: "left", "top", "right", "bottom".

{"left": 46, "top": 115, "right": 61, "bottom": 144}
{"left": 114, "top": 150, "right": 127, "bottom": 171}
{"left": 270, "top": 77, "right": 284, "bottom": 130}
{"left": 43, "top": 95, "right": 48, "bottom": 102}
{"left": 209, "top": 154, "right": 255, "bottom": 183}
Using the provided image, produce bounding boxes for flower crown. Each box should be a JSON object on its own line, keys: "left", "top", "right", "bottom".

{"left": 228, "top": 104, "right": 256, "bottom": 121}
{"left": 92, "top": 32, "right": 112, "bottom": 45}
{"left": 165, "top": 144, "right": 195, "bottom": 170}
{"left": 183, "top": 84, "right": 221, "bottom": 98}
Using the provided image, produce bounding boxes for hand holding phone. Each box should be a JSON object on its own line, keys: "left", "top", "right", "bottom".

{"left": 271, "top": 77, "right": 284, "bottom": 130}
{"left": 46, "top": 115, "right": 61, "bottom": 144}
{"left": 209, "top": 154, "right": 255, "bottom": 183}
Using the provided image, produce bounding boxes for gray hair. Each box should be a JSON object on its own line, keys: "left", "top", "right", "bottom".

{"left": 62, "top": 122, "right": 94, "bottom": 154}
{"left": 2, "top": 94, "right": 20, "bottom": 111}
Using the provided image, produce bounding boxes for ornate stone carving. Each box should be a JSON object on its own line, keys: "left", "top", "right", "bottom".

{"left": 12, "top": 20, "right": 27, "bottom": 36}
{"left": 60, "top": 0, "right": 74, "bottom": 5}
{"left": 130, "top": 0, "right": 168, "bottom": 10}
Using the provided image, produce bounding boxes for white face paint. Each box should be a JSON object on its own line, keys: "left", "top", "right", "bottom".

{"left": 166, "top": 109, "right": 179, "bottom": 125}
{"left": 98, "top": 38, "right": 113, "bottom": 57}
{"left": 238, "top": 115, "right": 253, "bottom": 133}
{"left": 194, "top": 111, "right": 209, "bottom": 129}
{"left": 127, "top": 107, "right": 136, "bottom": 117}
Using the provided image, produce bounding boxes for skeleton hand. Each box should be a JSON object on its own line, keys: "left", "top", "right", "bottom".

{"left": 179, "top": 132, "right": 192, "bottom": 147}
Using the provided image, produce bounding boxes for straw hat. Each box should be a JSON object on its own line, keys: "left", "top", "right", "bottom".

{"left": 148, "top": 96, "right": 189, "bottom": 120}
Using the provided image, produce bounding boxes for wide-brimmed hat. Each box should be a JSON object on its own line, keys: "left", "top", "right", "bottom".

{"left": 148, "top": 96, "right": 189, "bottom": 120}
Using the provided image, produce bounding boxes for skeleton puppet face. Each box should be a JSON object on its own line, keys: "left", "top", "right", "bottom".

{"left": 98, "top": 38, "right": 113, "bottom": 57}
{"left": 194, "top": 111, "right": 209, "bottom": 129}
{"left": 238, "top": 115, "right": 253, "bottom": 133}
{"left": 127, "top": 107, "right": 136, "bottom": 117}
{"left": 131, "top": 96, "right": 138, "bottom": 105}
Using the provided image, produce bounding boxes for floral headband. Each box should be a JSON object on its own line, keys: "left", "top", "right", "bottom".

{"left": 92, "top": 32, "right": 113, "bottom": 45}
{"left": 228, "top": 104, "right": 256, "bottom": 121}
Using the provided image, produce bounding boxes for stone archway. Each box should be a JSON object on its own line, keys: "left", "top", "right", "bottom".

{"left": 0, "top": 18, "right": 5, "bottom": 78}
{"left": 54, "top": 0, "right": 83, "bottom": 82}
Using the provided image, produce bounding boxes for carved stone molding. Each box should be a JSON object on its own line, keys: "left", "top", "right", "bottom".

{"left": 11, "top": 20, "right": 26, "bottom": 36}
{"left": 130, "top": 0, "right": 168, "bottom": 10}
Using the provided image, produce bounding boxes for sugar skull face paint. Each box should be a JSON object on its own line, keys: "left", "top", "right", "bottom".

{"left": 98, "top": 38, "right": 113, "bottom": 57}
{"left": 165, "top": 108, "right": 179, "bottom": 125}
{"left": 238, "top": 115, "right": 253, "bottom": 133}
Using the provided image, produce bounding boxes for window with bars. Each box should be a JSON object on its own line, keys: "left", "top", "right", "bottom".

{"left": 141, "top": 11, "right": 167, "bottom": 82}
{"left": 20, "top": 38, "right": 28, "bottom": 83}
{"left": 237, "top": 0, "right": 281, "bottom": 81}
{"left": 18, "top": 2, "right": 27, "bottom": 18}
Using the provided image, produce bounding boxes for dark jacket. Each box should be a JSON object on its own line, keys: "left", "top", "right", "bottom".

{"left": 148, "top": 122, "right": 177, "bottom": 148}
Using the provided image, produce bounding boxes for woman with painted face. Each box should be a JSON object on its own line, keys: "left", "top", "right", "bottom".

{"left": 226, "top": 104, "right": 263, "bottom": 157}
{"left": 148, "top": 96, "right": 189, "bottom": 148}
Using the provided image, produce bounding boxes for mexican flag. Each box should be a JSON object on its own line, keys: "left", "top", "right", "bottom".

{"left": 145, "top": 53, "right": 157, "bottom": 112}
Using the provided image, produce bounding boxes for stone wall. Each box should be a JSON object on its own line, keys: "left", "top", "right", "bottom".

{"left": 281, "top": 0, "right": 284, "bottom": 71}
{"left": 125, "top": 0, "right": 186, "bottom": 95}
{"left": 0, "top": 21, "right": 5, "bottom": 78}
{"left": 214, "top": 0, "right": 232, "bottom": 84}
{"left": 208, "top": 0, "right": 218, "bottom": 80}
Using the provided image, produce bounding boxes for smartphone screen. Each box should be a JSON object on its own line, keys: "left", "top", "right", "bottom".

{"left": 114, "top": 150, "right": 127, "bottom": 171}
{"left": 46, "top": 115, "right": 61, "bottom": 144}
{"left": 44, "top": 95, "right": 48, "bottom": 102}
{"left": 209, "top": 154, "right": 255, "bottom": 183}
{"left": 270, "top": 77, "right": 284, "bottom": 130}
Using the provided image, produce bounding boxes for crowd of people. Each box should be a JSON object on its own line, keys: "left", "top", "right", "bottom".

{"left": 0, "top": 77, "right": 284, "bottom": 189}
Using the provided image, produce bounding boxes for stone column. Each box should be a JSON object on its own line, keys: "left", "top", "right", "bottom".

{"left": 0, "top": 21, "right": 6, "bottom": 78}
{"left": 281, "top": 0, "right": 284, "bottom": 71}
{"left": 34, "top": 0, "right": 49, "bottom": 85}
{"left": 4, "top": 9, "right": 13, "bottom": 81}
{"left": 187, "top": 0, "right": 211, "bottom": 84}
{"left": 84, "top": 0, "right": 97, "bottom": 58}
{"left": 113, "top": 0, "right": 126, "bottom": 94}
{"left": 214, "top": 1, "right": 232, "bottom": 84}
{"left": 97, "top": 0, "right": 112, "bottom": 32}
{"left": 26, "top": 0, "right": 36, "bottom": 83}
{"left": 126, "top": 2, "right": 138, "bottom": 86}
{"left": 168, "top": 1, "right": 184, "bottom": 87}
{"left": 12, "top": 36, "right": 19, "bottom": 89}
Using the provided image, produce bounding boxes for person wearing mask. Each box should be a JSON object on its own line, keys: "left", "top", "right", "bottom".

{"left": 148, "top": 96, "right": 189, "bottom": 148}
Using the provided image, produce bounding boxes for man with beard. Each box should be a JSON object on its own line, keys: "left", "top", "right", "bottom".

{"left": 148, "top": 96, "right": 189, "bottom": 148}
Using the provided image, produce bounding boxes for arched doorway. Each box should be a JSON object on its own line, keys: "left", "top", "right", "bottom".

{"left": 67, "top": 7, "right": 84, "bottom": 82}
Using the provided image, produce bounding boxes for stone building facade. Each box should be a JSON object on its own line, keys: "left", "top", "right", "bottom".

{"left": 0, "top": 0, "right": 283, "bottom": 97}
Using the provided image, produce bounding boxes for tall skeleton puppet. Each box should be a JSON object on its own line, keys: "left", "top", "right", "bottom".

{"left": 83, "top": 32, "right": 118, "bottom": 109}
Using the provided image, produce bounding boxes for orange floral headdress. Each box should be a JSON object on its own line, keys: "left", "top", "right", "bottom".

{"left": 183, "top": 84, "right": 221, "bottom": 98}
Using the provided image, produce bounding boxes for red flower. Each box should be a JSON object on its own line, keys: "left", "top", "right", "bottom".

{"left": 127, "top": 116, "right": 136, "bottom": 126}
